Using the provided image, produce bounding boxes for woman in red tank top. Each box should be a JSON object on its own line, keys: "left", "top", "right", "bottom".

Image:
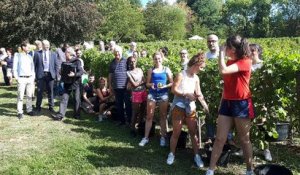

{"left": 206, "top": 35, "right": 254, "bottom": 175}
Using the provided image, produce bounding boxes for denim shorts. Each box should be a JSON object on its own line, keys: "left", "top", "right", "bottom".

{"left": 219, "top": 98, "right": 255, "bottom": 119}
{"left": 147, "top": 92, "right": 169, "bottom": 103}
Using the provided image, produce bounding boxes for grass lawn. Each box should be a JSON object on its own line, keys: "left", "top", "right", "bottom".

{"left": 0, "top": 81, "right": 299, "bottom": 175}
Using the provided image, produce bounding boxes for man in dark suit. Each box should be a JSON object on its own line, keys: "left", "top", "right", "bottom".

{"left": 34, "top": 40, "right": 58, "bottom": 114}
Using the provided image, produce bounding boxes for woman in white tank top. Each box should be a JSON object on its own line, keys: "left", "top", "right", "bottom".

{"left": 166, "top": 52, "right": 210, "bottom": 168}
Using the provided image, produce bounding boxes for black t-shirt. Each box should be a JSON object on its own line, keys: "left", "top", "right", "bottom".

{"left": 84, "top": 84, "right": 94, "bottom": 98}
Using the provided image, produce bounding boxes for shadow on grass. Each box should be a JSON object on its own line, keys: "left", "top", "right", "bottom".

{"left": 0, "top": 92, "right": 17, "bottom": 98}
{"left": 64, "top": 118, "right": 133, "bottom": 143}
{"left": 0, "top": 103, "right": 17, "bottom": 117}
{"left": 0, "top": 84, "right": 17, "bottom": 92}
{"left": 86, "top": 145, "right": 224, "bottom": 175}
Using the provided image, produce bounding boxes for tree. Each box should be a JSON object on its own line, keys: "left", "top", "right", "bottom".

{"left": 144, "top": 1, "right": 187, "bottom": 40}
{"left": 191, "top": 0, "right": 223, "bottom": 29}
{"left": 251, "top": 0, "right": 272, "bottom": 37}
{"left": 129, "top": 0, "right": 142, "bottom": 7}
{"left": 97, "top": 0, "right": 145, "bottom": 42}
{"left": 0, "top": 0, "right": 101, "bottom": 47}
{"left": 270, "top": 0, "right": 300, "bottom": 37}
{"left": 221, "top": 0, "right": 254, "bottom": 37}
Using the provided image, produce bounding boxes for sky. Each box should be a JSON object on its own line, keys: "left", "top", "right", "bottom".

{"left": 141, "top": 0, "right": 177, "bottom": 7}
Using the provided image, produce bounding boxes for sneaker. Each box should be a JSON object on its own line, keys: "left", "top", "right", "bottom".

{"left": 245, "top": 170, "right": 254, "bottom": 175}
{"left": 166, "top": 152, "right": 175, "bottom": 165}
{"left": 264, "top": 149, "right": 272, "bottom": 161}
{"left": 26, "top": 111, "right": 36, "bottom": 116}
{"left": 160, "top": 137, "right": 166, "bottom": 147}
{"left": 17, "top": 113, "right": 23, "bottom": 119}
{"left": 139, "top": 137, "right": 149, "bottom": 147}
{"left": 205, "top": 169, "right": 214, "bottom": 175}
{"left": 194, "top": 154, "right": 204, "bottom": 168}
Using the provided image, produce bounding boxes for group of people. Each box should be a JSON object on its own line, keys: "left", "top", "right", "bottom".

{"left": 0, "top": 34, "right": 268, "bottom": 175}
{"left": 1, "top": 40, "right": 86, "bottom": 119}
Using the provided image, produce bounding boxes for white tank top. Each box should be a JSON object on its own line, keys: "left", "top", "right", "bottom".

{"left": 175, "top": 70, "right": 197, "bottom": 110}
{"left": 179, "top": 70, "right": 196, "bottom": 94}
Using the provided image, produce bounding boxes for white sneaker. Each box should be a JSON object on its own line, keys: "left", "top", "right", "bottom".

{"left": 194, "top": 154, "right": 204, "bottom": 168}
{"left": 166, "top": 152, "right": 175, "bottom": 165}
{"left": 205, "top": 169, "right": 214, "bottom": 175}
{"left": 264, "top": 149, "right": 272, "bottom": 161}
{"left": 160, "top": 137, "right": 166, "bottom": 147}
{"left": 245, "top": 170, "right": 254, "bottom": 175}
{"left": 139, "top": 137, "right": 149, "bottom": 147}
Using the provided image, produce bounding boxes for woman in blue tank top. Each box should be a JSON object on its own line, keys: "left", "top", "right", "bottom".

{"left": 139, "top": 51, "right": 173, "bottom": 147}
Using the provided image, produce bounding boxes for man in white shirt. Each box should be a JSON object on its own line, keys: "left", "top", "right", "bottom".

{"left": 206, "top": 34, "right": 219, "bottom": 60}
{"left": 13, "top": 41, "right": 36, "bottom": 119}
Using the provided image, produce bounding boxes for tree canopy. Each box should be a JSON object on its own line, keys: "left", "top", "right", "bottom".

{"left": 0, "top": 0, "right": 100, "bottom": 47}
{"left": 0, "top": 0, "right": 299, "bottom": 47}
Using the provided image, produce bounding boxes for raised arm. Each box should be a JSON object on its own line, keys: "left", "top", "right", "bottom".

{"left": 218, "top": 46, "right": 239, "bottom": 75}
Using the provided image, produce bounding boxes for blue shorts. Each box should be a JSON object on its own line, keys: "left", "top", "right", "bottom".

{"left": 148, "top": 92, "right": 168, "bottom": 103}
{"left": 219, "top": 98, "right": 255, "bottom": 119}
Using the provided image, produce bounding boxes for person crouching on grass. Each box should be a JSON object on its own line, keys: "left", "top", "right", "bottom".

{"left": 166, "top": 52, "right": 209, "bottom": 168}
{"left": 206, "top": 35, "right": 255, "bottom": 175}
{"left": 96, "top": 77, "right": 115, "bottom": 122}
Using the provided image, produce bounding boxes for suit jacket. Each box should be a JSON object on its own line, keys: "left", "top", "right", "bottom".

{"left": 63, "top": 58, "right": 84, "bottom": 90}
{"left": 34, "top": 50, "right": 58, "bottom": 80}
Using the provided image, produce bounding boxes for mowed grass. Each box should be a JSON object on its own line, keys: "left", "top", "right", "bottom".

{"left": 0, "top": 82, "right": 299, "bottom": 175}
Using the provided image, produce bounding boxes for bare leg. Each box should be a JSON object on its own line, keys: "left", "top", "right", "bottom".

{"left": 144, "top": 100, "right": 156, "bottom": 138}
{"left": 159, "top": 101, "right": 169, "bottom": 137}
{"left": 169, "top": 109, "right": 183, "bottom": 154}
{"left": 209, "top": 115, "right": 233, "bottom": 170}
{"left": 131, "top": 102, "right": 140, "bottom": 130}
{"left": 234, "top": 117, "right": 253, "bottom": 171}
{"left": 99, "top": 103, "right": 106, "bottom": 114}
{"left": 186, "top": 117, "right": 199, "bottom": 155}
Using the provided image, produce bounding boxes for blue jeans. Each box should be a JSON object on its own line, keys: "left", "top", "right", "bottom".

{"left": 114, "top": 88, "right": 132, "bottom": 124}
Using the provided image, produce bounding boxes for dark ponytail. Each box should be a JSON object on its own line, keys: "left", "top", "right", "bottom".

{"left": 226, "top": 35, "right": 250, "bottom": 59}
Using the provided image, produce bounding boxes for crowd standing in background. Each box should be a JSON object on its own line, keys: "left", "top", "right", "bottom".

{"left": 0, "top": 34, "right": 271, "bottom": 175}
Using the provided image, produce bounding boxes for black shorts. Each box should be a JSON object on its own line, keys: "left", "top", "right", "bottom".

{"left": 219, "top": 98, "right": 255, "bottom": 119}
